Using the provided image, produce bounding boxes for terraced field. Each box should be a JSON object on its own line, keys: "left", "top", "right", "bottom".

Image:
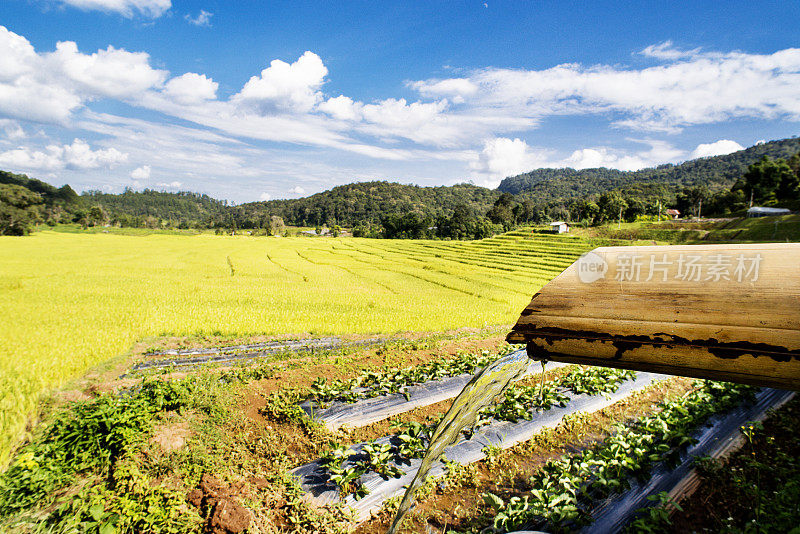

{"left": 0, "top": 229, "right": 595, "bottom": 465}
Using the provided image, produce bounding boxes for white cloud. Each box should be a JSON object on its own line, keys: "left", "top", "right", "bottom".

{"left": 259, "top": 192, "right": 272, "bottom": 201}
{"left": 469, "top": 137, "right": 554, "bottom": 186}
{"left": 318, "top": 95, "right": 360, "bottom": 121}
{"left": 0, "top": 27, "right": 168, "bottom": 123}
{"left": 562, "top": 139, "right": 684, "bottom": 171}
{"left": 470, "top": 137, "right": 687, "bottom": 186}
{"left": 47, "top": 41, "right": 168, "bottom": 99}
{"left": 691, "top": 139, "right": 744, "bottom": 158}
{"left": 0, "top": 119, "right": 25, "bottom": 141}
{"left": 0, "top": 138, "right": 128, "bottom": 171}
{"left": 0, "top": 27, "right": 83, "bottom": 123}
{"left": 411, "top": 45, "right": 800, "bottom": 132}
{"left": 130, "top": 165, "right": 151, "bottom": 179}
{"left": 58, "top": 0, "right": 171, "bottom": 18}
{"left": 156, "top": 181, "right": 181, "bottom": 188}
{"left": 410, "top": 78, "right": 478, "bottom": 103}
{"left": 288, "top": 185, "right": 306, "bottom": 195}
{"left": 640, "top": 41, "right": 701, "bottom": 60}
{"left": 234, "top": 51, "right": 328, "bottom": 113}
{"left": 185, "top": 10, "right": 213, "bottom": 27}
{"left": 163, "top": 73, "right": 218, "bottom": 105}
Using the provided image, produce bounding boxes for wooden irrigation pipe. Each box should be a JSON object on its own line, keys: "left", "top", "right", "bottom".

{"left": 507, "top": 243, "right": 800, "bottom": 391}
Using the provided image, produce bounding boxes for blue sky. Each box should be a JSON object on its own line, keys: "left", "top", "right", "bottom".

{"left": 0, "top": 1, "right": 798, "bottom": 202}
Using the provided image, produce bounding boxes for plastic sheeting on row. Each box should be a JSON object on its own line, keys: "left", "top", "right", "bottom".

{"left": 129, "top": 337, "right": 385, "bottom": 372}
{"left": 581, "top": 387, "right": 795, "bottom": 534}
{"left": 301, "top": 353, "right": 569, "bottom": 431}
{"left": 293, "top": 371, "right": 667, "bottom": 522}
{"left": 148, "top": 337, "right": 344, "bottom": 357}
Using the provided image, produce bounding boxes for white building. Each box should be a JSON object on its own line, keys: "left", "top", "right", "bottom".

{"left": 550, "top": 221, "right": 570, "bottom": 234}
{"left": 747, "top": 206, "right": 792, "bottom": 218}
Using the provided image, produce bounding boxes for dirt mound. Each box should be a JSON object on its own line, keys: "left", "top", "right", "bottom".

{"left": 187, "top": 474, "right": 251, "bottom": 534}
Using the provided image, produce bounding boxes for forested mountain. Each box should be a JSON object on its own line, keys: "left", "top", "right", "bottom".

{"left": 83, "top": 189, "right": 229, "bottom": 228}
{"left": 0, "top": 170, "right": 82, "bottom": 208}
{"left": 499, "top": 137, "right": 800, "bottom": 199}
{"left": 235, "top": 181, "right": 500, "bottom": 227}
{"left": 0, "top": 170, "right": 84, "bottom": 235}
{"left": 2, "top": 136, "right": 798, "bottom": 237}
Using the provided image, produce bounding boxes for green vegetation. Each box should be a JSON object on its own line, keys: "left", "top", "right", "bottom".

{"left": 239, "top": 181, "right": 501, "bottom": 229}
{"left": 499, "top": 136, "right": 800, "bottom": 199}
{"left": 0, "top": 183, "right": 43, "bottom": 236}
{"left": 0, "top": 170, "right": 85, "bottom": 235}
{"left": 484, "top": 380, "right": 757, "bottom": 532}
{"left": 584, "top": 214, "right": 800, "bottom": 243}
{"left": 82, "top": 188, "right": 230, "bottom": 229}
{"left": 308, "top": 349, "right": 512, "bottom": 405}
{"left": 0, "top": 364, "right": 283, "bottom": 533}
{"left": 662, "top": 397, "right": 800, "bottom": 533}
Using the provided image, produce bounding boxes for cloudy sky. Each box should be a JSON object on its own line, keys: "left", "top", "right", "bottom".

{"left": 0, "top": 1, "right": 798, "bottom": 202}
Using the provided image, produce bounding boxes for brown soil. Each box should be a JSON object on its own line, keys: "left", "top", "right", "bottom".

{"left": 354, "top": 377, "right": 695, "bottom": 534}
{"left": 151, "top": 420, "right": 191, "bottom": 453}
{"left": 187, "top": 474, "right": 251, "bottom": 534}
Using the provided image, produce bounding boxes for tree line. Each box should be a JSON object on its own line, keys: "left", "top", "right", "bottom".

{"left": 2, "top": 137, "right": 798, "bottom": 238}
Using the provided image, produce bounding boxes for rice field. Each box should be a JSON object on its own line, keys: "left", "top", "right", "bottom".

{"left": 0, "top": 229, "right": 593, "bottom": 464}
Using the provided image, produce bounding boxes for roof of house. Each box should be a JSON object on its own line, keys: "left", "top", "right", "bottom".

{"left": 748, "top": 206, "right": 792, "bottom": 214}
{"left": 550, "top": 221, "right": 568, "bottom": 226}
{"left": 665, "top": 209, "right": 680, "bottom": 214}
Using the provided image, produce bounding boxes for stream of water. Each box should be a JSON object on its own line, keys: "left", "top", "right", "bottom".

{"left": 386, "top": 349, "right": 533, "bottom": 533}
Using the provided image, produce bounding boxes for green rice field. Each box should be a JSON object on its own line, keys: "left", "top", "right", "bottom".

{"left": 0, "top": 229, "right": 594, "bottom": 464}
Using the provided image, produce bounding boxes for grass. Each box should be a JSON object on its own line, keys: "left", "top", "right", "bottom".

{"left": 577, "top": 214, "right": 800, "bottom": 243}
{"left": 0, "top": 229, "right": 595, "bottom": 466}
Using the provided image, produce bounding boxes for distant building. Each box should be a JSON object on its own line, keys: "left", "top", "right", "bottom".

{"left": 550, "top": 221, "right": 569, "bottom": 234}
{"left": 747, "top": 206, "right": 792, "bottom": 218}
{"left": 665, "top": 209, "right": 681, "bottom": 219}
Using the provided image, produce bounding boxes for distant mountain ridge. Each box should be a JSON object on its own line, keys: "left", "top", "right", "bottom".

{"left": 2, "top": 136, "right": 798, "bottom": 230}
{"left": 82, "top": 189, "right": 229, "bottom": 227}
{"left": 236, "top": 181, "right": 500, "bottom": 227}
{"left": 498, "top": 137, "right": 800, "bottom": 199}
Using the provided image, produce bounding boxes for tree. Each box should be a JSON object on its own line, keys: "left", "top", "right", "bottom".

{"left": 87, "top": 205, "right": 106, "bottom": 226}
{"left": 269, "top": 215, "right": 285, "bottom": 236}
{"left": 0, "top": 183, "right": 43, "bottom": 235}
{"left": 437, "top": 204, "right": 474, "bottom": 239}
{"left": 743, "top": 156, "right": 795, "bottom": 204}
{"left": 486, "top": 193, "right": 516, "bottom": 229}
{"left": 676, "top": 186, "right": 710, "bottom": 218}
{"left": 596, "top": 191, "right": 627, "bottom": 224}
{"left": 513, "top": 199, "right": 537, "bottom": 223}
{"left": 623, "top": 197, "right": 646, "bottom": 222}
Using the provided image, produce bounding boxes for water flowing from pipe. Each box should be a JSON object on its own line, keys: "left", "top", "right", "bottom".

{"left": 387, "top": 349, "right": 532, "bottom": 533}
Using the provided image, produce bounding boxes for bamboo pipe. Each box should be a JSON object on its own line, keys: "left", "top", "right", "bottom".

{"left": 506, "top": 243, "right": 800, "bottom": 390}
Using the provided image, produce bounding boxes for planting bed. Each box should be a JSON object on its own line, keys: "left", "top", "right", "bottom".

{"left": 584, "top": 387, "right": 794, "bottom": 533}
{"left": 293, "top": 370, "right": 662, "bottom": 521}
{"left": 131, "top": 336, "right": 386, "bottom": 373}
{"left": 302, "top": 353, "right": 569, "bottom": 431}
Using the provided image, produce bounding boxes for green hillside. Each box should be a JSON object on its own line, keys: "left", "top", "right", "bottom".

{"left": 82, "top": 189, "right": 229, "bottom": 228}
{"left": 498, "top": 137, "right": 800, "bottom": 199}
{"left": 235, "top": 181, "right": 501, "bottom": 227}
